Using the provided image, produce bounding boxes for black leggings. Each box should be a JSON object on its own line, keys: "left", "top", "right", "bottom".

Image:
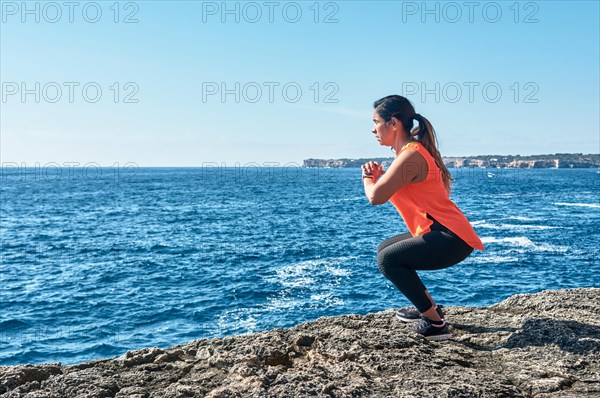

{"left": 377, "top": 215, "right": 474, "bottom": 313}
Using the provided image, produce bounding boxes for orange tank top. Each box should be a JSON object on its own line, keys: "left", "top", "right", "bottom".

{"left": 388, "top": 141, "right": 485, "bottom": 251}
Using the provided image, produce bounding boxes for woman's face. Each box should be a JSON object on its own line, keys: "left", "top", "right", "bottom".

{"left": 372, "top": 111, "right": 395, "bottom": 146}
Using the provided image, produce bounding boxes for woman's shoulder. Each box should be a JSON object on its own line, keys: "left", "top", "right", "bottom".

{"left": 400, "top": 141, "right": 438, "bottom": 172}
{"left": 403, "top": 140, "right": 435, "bottom": 157}
{"left": 401, "top": 140, "right": 429, "bottom": 155}
{"left": 395, "top": 142, "right": 429, "bottom": 172}
{"left": 400, "top": 140, "right": 420, "bottom": 151}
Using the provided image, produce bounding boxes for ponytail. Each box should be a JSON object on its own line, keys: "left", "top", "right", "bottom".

{"left": 411, "top": 113, "right": 454, "bottom": 194}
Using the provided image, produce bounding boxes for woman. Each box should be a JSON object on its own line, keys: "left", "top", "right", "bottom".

{"left": 362, "top": 95, "right": 484, "bottom": 341}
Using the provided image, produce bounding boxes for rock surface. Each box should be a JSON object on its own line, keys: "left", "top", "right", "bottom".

{"left": 1, "top": 288, "right": 599, "bottom": 397}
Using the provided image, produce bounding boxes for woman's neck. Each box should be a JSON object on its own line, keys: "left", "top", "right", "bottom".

{"left": 393, "top": 133, "right": 414, "bottom": 156}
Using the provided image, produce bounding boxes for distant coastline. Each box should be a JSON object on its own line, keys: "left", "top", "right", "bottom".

{"left": 303, "top": 153, "right": 600, "bottom": 169}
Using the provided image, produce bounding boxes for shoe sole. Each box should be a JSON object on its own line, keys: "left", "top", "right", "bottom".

{"left": 424, "top": 333, "right": 452, "bottom": 341}
{"left": 396, "top": 314, "right": 449, "bottom": 324}
{"left": 395, "top": 314, "right": 422, "bottom": 323}
{"left": 395, "top": 306, "right": 445, "bottom": 323}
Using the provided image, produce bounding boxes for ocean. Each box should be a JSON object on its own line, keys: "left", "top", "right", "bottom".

{"left": 1, "top": 166, "right": 599, "bottom": 365}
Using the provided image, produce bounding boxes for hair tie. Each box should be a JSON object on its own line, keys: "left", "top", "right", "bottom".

{"left": 413, "top": 113, "right": 421, "bottom": 119}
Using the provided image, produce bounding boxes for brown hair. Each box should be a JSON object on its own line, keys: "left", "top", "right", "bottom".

{"left": 373, "top": 95, "right": 454, "bottom": 194}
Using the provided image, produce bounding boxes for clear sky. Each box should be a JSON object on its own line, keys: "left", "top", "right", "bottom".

{"left": 1, "top": 0, "right": 599, "bottom": 166}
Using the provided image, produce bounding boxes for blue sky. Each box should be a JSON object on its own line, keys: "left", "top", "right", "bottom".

{"left": 1, "top": 0, "right": 599, "bottom": 166}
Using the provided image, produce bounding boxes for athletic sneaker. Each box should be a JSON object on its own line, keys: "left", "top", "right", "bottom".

{"left": 395, "top": 305, "right": 444, "bottom": 322}
{"left": 412, "top": 317, "right": 452, "bottom": 341}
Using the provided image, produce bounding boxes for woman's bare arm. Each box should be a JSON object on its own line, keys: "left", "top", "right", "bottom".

{"left": 363, "top": 150, "right": 427, "bottom": 205}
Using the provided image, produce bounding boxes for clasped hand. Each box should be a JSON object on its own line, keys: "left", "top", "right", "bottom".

{"left": 361, "top": 161, "right": 385, "bottom": 180}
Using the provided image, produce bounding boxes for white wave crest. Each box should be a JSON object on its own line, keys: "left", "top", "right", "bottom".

{"left": 272, "top": 257, "right": 351, "bottom": 288}
{"left": 217, "top": 309, "right": 259, "bottom": 335}
{"left": 501, "top": 216, "right": 542, "bottom": 221}
{"left": 480, "top": 236, "right": 569, "bottom": 253}
{"left": 335, "top": 196, "right": 364, "bottom": 202}
{"left": 475, "top": 222, "right": 559, "bottom": 231}
{"left": 554, "top": 202, "right": 600, "bottom": 209}
{"left": 477, "top": 255, "right": 520, "bottom": 263}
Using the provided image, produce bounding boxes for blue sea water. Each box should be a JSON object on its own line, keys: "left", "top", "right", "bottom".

{"left": 1, "top": 166, "right": 599, "bottom": 365}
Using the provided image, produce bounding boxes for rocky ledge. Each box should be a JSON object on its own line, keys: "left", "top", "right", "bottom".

{"left": 1, "top": 288, "right": 599, "bottom": 397}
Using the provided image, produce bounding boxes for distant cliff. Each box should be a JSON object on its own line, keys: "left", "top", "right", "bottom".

{"left": 303, "top": 153, "right": 600, "bottom": 168}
